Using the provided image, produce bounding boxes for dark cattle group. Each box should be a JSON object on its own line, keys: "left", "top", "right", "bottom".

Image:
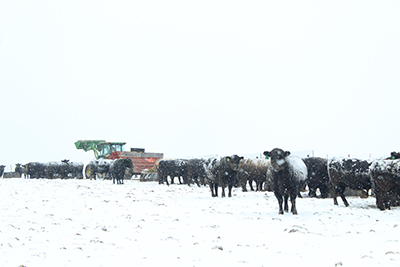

{"left": 2, "top": 148, "right": 400, "bottom": 212}
{"left": 1, "top": 158, "right": 134, "bottom": 184}
{"left": 24, "top": 160, "right": 84, "bottom": 179}
{"left": 156, "top": 149, "right": 400, "bottom": 214}
{"left": 157, "top": 155, "right": 245, "bottom": 197}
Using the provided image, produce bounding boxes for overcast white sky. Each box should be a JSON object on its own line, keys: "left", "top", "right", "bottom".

{"left": 1, "top": 0, "right": 400, "bottom": 169}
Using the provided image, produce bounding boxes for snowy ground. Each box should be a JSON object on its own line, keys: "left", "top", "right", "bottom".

{"left": 0, "top": 178, "right": 399, "bottom": 267}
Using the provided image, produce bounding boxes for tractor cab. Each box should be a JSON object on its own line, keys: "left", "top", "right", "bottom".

{"left": 98, "top": 142, "right": 126, "bottom": 158}
{"left": 74, "top": 140, "right": 126, "bottom": 159}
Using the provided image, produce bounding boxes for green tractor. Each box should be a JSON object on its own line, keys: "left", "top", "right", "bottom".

{"left": 75, "top": 140, "right": 126, "bottom": 179}
{"left": 74, "top": 140, "right": 126, "bottom": 159}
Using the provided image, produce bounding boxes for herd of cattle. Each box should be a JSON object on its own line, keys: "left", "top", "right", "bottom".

{"left": 1, "top": 148, "right": 400, "bottom": 214}
{"left": 155, "top": 149, "right": 400, "bottom": 214}
{"left": 0, "top": 158, "right": 133, "bottom": 185}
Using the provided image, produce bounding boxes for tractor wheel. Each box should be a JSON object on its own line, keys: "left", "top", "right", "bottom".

{"left": 85, "top": 165, "right": 95, "bottom": 180}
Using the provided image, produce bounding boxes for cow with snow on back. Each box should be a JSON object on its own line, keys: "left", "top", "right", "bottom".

{"left": 369, "top": 159, "right": 400, "bottom": 210}
{"left": 205, "top": 155, "right": 244, "bottom": 197}
{"left": 328, "top": 157, "right": 371, "bottom": 207}
{"left": 302, "top": 157, "right": 331, "bottom": 198}
{"left": 263, "top": 148, "right": 307, "bottom": 215}
{"left": 110, "top": 158, "right": 134, "bottom": 184}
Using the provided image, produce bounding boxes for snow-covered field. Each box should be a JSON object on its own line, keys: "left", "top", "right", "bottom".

{"left": 1, "top": 178, "right": 399, "bottom": 267}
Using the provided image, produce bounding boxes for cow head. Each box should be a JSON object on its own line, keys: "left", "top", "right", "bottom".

{"left": 224, "top": 155, "right": 244, "bottom": 171}
{"left": 263, "top": 148, "right": 290, "bottom": 172}
{"left": 124, "top": 158, "right": 134, "bottom": 169}
{"left": 391, "top": 151, "right": 400, "bottom": 159}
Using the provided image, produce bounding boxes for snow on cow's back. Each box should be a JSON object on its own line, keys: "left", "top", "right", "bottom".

{"left": 286, "top": 156, "right": 307, "bottom": 181}
{"left": 245, "top": 158, "right": 271, "bottom": 168}
{"left": 370, "top": 158, "right": 400, "bottom": 174}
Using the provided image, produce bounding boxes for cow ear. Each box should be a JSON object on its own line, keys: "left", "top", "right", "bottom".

{"left": 263, "top": 151, "right": 271, "bottom": 157}
{"left": 284, "top": 151, "right": 291, "bottom": 157}
{"left": 226, "top": 157, "right": 231, "bottom": 162}
{"left": 240, "top": 157, "right": 244, "bottom": 160}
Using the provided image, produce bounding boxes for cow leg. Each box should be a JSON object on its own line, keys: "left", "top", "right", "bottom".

{"left": 336, "top": 185, "right": 349, "bottom": 207}
{"left": 284, "top": 194, "right": 289, "bottom": 213}
{"left": 339, "top": 194, "right": 349, "bottom": 207}
{"left": 249, "top": 180, "right": 255, "bottom": 191}
{"left": 260, "top": 181, "right": 265, "bottom": 191}
{"left": 210, "top": 183, "right": 217, "bottom": 197}
{"left": 256, "top": 181, "right": 262, "bottom": 191}
{"left": 221, "top": 185, "right": 226, "bottom": 197}
{"left": 228, "top": 184, "right": 233, "bottom": 197}
{"left": 320, "top": 184, "right": 329, "bottom": 198}
{"left": 308, "top": 187, "right": 317, "bottom": 198}
{"left": 241, "top": 180, "right": 248, "bottom": 192}
{"left": 274, "top": 192, "right": 284, "bottom": 215}
{"left": 333, "top": 186, "right": 340, "bottom": 205}
{"left": 339, "top": 191, "right": 349, "bottom": 207}
{"left": 290, "top": 192, "right": 298, "bottom": 215}
{"left": 186, "top": 175, "right": 191, "bottom": 187}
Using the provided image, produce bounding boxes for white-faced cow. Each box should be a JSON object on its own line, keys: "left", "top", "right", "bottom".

{"left": 263, "top": 148, "right": 307, "bottom": 215}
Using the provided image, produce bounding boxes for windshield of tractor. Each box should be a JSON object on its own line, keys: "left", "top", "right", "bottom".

{"left": 98, "top": 143, "right": 125, "bottom": 157}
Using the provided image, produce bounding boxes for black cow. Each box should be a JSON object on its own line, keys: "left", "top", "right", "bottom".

{"left": 328, "top": 157, "right": 371, "bottom": 207}
{"left": 59, "top": 160, "right": 84, "bottom": 179}
{"left": 15, "top": 163, "right": 24, "bottom": 178}
{"left": 187, "top": 158, "right": 208, "bottom": 187}
{"left": 110, "top": 158, "right": 134, "bottom": 184}
{"left": 206, "top": 155, "right": 244, "bottom": 197}
{"left": 97, "top": 159, "right": 113, "bottom": 179}
{"left": 0, "top": 165, "right": 5, "bottom": 178}
{"left": 84, "top": 159, "right": 115, "bottom": 180}
{"left": 302, "top": 157, "right": 331, "bottom": 198}
{"left": 45, "top": 161, "right": 62, "bottom": 179}
{"left": 43, "top": 160, "right": 84, "bottom": 179}
{"left": 263, "top": 148, "right": 307, "bottom": 215}
{"left": 157, "top": 159, "right": 188, "bottom": 185}
{"left": 25, "top": 162, "right": 46, "bottom": 178}
{"left": 369, "top": 159, "right": 400, "bottom": 210}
